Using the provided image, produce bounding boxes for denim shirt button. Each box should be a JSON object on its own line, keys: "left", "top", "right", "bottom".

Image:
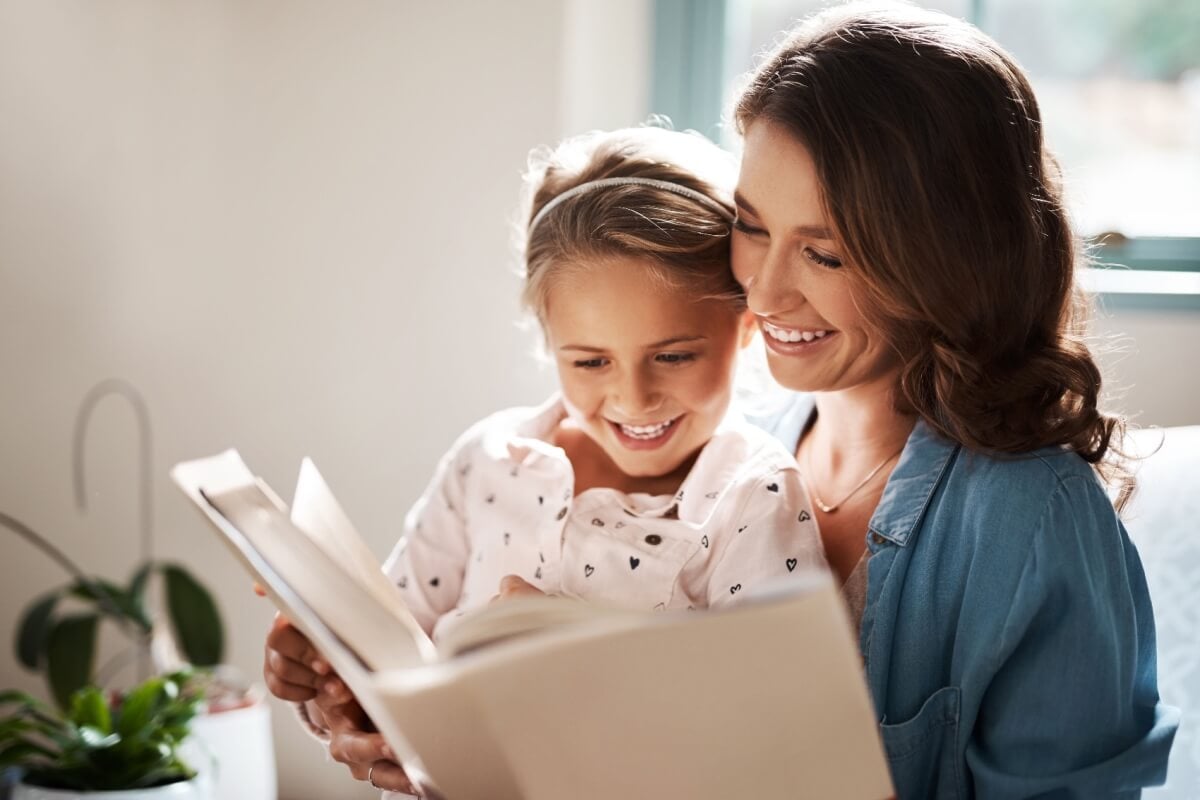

{"left": 870, "top": 532, "right": 887, "bottom": 546}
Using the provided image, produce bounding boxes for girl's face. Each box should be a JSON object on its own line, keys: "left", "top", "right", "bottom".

{"left": 543, "top": 258, "right": 750, "bottom": 481}
{"left": 731, "top": 120, "right": 898, "bottom": 394}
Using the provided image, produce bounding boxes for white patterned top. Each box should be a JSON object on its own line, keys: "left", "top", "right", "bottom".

{"left": 385, "top": 395, "right": 827, "bottom": 640}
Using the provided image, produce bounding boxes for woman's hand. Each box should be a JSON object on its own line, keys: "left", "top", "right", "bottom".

{"left": 491, "top": 574, "right": 545, "bottom": 603}
{"left": 263, "top": 613, "right": 326, "bottom": 702}
{"left": 315, "top": 676, "right": 420, "bottom": 795}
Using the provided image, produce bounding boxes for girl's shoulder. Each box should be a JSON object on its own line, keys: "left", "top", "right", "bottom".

{"left": 439, "top": 396, "right": 568, "bottom": 469}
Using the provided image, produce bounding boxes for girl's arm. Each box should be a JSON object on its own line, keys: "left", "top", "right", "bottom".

{"left": 382, "top": 435, "right": 477, "bottom": 637}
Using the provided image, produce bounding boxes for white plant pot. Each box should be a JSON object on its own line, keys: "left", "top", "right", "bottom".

{"left": 182, "top": 695, "right": 276, "bottom": 800}
{"left": 11, "top": 779, "right": 204, "bottom": 800}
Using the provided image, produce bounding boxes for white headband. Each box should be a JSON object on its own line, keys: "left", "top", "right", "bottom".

{"left": 527, "top": 176, "right": 734, "bottom": 234}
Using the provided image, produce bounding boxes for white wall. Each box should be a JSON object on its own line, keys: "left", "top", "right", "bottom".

{"left": 0, "top": 2, "right": 649, "bottom": 799}
{"left": 0, "top": 3, "right": 1194, "bottom": 800}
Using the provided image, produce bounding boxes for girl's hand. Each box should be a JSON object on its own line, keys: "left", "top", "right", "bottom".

{"left": 315, "top": 677, "right": 421, "bottom": 795}
{"left": 491, "top": 574, "right": 545, "bottom": 603}
{"left": 263, "top": 613, "right": 328, "bottom": 702}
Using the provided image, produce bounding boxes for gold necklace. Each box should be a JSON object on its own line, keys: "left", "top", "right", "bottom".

{"left": 805, "top": 444, "right": 905, "bottom": 514}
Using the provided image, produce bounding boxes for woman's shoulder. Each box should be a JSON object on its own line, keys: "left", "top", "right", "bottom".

{"left": 910, "top": 425, "right": 1124, "bottom": 576}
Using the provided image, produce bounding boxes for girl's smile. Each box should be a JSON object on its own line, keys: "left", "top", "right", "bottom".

{"left": 607, "top": 414, "right": 684, "bottom": 450}
{"left": 542, "top": 255, "right": 750, "bottom": 491}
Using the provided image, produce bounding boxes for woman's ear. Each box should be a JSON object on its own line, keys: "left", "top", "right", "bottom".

{"left": 738, "top": 310, "right": 758, "bottom": 349}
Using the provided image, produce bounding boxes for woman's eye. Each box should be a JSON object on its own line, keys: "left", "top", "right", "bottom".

{"left": 573, "top": 358, "right": 608, "bottom": 369}
{"left": 655, "top": 352, "right": 696, "bottom": 365}
{"left": 733, "top": 217, "right": 766, "bottom": 237}
{"left": 804, "top": 248, "right": 843, "bottom": 269}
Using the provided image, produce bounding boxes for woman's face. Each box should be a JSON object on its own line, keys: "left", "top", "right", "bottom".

{"left": 731, "top": 119, "right": 898, "bottom": 394}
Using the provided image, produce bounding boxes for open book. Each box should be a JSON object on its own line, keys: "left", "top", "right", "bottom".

{"left": 172, "top": 449, "right": 894, "bottom": 800}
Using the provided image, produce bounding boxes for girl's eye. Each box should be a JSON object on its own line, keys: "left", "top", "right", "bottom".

{"left": 655, "top": 352, "right": 696, "bottom": 365}
{"left": 573, "top": 358, "right": 608, "bottom": 369}
{"left": 732, "top": 217, "right": 766, "bottom": 237}
{"left": 804, "top": 248, "right": 843, "bottom": 269}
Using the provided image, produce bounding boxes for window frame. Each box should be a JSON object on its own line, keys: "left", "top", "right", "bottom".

{"left": 651, "top": 0, "right": 1200, "bottom": 308}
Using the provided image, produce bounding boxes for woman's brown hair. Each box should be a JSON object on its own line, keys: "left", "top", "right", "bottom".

{"left": 735, "top": 1, "right": 1131, "bottom": 503}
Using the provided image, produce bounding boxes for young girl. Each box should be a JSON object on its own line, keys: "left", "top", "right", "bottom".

{"left": 388, "top": 126, "right": 825, "bottom": 640}
{"left": 264, "top": 125, "right": 826, "bottom": 794}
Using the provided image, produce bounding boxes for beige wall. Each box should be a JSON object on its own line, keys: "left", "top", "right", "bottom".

{"left": 0, "top": 3, "right": 1194, "bottom": 800}
{"left": 0, "top": 2, "right": 649, "bottom": 799}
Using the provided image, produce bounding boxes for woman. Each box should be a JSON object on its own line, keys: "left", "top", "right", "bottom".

{"left": 271, "top": 2, "right": 1179, "bottom": 796}
{"left": 730, "top": 1, "right": 1177, "bottom": 796}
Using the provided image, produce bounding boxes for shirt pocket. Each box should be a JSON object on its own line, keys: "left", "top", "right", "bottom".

{"left": 559, "top": 516, "right": 699, "bottom": 610}
{"left": 879, "top": 685, "right": 962, "bottom": 800}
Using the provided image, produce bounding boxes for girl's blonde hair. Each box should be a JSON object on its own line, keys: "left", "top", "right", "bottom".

{"left": 518, "top": 126, "right": 742, "bottom": 320}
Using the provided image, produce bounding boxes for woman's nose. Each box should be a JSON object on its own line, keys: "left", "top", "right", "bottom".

{"left": 743, "top": 243, "right": 801, "bottom": 317}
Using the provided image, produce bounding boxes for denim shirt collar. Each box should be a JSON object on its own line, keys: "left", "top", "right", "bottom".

{"left": 765, "top": 392, "right": 960, "bottom": 547}
{"left": 869, "top": 418, "right": 959, "bottom": 546}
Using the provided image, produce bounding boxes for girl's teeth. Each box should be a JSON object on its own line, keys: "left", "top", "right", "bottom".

{"left": 619, "top": 418, "right": 676, "bottom": 439}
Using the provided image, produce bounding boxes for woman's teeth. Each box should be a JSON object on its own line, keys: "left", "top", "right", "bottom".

{"left": 618, "top": 418, "right": 677, "bottom": 439}
{"left": 762, "top": 321, "right": 831, "bottom": 343}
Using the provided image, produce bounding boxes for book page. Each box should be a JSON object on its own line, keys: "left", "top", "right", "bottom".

{"left": 434, "top": 595, "right": 645, "bottom": 658}
{"left": 172, "top": 450, "right": 441, "bottom": 789}
{"left": 372, "top": 578, "right": 894, "bottom": 800}
{"left": 290, "top": 458, "right": 414, "bottom": 622}
{"left": 171, "top": 451, "right": 436, "bottom": 670}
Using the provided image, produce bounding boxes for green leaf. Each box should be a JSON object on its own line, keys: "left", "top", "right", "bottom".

{"left": 128, "top": 562, "right": 153, "bottom": 598}
{"left": 45, "top": 614, "right": 98, "bottom": 709}
{"left": 16, "top": 591, "right": 63, "bottom": 670}
{"left": 125, "top": 562, "right": 154, "bottom": 629}
{"left": 0, "top": 689, "right": 49, "bottom": 710}
{"left": 114, "top": 676, "right": 164, "bottom": 739}
{"left": 69, "top": 578, "right": 150, "bottom": 631}
{"left": 69, "top": 686, "right": 111, "bottom": 734}
{"left": 76, "top": 725, "right": 120, "bottom": 749}
{"left": 162, "top": 564, "right": 224, "bottom": 665}
{"left": 0, "top": 738, "right": 58, "bottom": 769}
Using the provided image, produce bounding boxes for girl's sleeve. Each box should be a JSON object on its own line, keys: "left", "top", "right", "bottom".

{"left": 963, "top": 476, "right": 1179, "bottom": 797}
{"left": 704, "top": 464, "right": 826, "bottom": 609}
{"left": 381, "top": 435, "right": 476, "bottom": 638}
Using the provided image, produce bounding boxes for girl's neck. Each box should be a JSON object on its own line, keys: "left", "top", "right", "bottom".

{"left": 553, "top": 423, "right": 699, "bottom": 498}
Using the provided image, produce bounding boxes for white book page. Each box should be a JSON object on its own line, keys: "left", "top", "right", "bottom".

{"left": 290, "top": 458, "right": 414, "bottom": 622}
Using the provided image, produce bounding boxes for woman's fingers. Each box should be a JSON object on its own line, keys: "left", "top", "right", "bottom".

{"left": 362, "top": 759, "right": 417, "bottom": 794}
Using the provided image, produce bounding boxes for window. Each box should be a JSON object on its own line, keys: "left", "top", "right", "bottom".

{"left": 652, "top": 0, "right": 1200, "bottom": 296}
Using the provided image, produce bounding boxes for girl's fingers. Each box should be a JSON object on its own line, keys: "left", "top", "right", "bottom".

{"left": 495, "top": 574, "right": 545, "bottom": 600}
{"left": 266, "top": 615, "right": 322, "bottom": 664}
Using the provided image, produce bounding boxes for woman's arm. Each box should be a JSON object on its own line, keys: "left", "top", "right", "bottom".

{"left": 964, "top": 475, "right": 1178, "bottom": 797}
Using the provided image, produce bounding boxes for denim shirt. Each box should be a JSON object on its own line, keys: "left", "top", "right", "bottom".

{"left": 752, "top": 394, "right": 1179, "bottom": 799}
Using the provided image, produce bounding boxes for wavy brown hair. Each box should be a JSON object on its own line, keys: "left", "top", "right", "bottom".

{"left": 735, "top": 1, "right": 1132, "bottom": 504}
{"left": 519, "top": 127, "right": 742, "bottom": 320}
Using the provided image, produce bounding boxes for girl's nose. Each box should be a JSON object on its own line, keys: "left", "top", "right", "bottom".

{"left": 613, "top": 370, "right": 662, "bottom": 418}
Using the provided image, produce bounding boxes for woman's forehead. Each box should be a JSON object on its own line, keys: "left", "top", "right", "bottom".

{"left": 736, "top": 120, "right": 828, "bottom": 232}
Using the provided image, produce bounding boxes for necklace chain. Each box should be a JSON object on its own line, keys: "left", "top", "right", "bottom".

{"left": 805, "top": 444, "right": 905, "bottom": 514}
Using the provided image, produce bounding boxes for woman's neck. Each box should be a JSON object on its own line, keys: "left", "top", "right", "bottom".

{"left": 803, "top": 380, "right": 916, "bottom": 473}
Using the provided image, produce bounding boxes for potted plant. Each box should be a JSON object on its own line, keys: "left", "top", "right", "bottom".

{"left": 2, "top": 380, "right": 275, "bottom": 800}
{"left": 0, "top": 671, "right": 206, "bottom": 799}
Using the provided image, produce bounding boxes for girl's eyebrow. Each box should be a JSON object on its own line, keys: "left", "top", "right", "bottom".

{"left": 734, "top": 190, "right": 834, "bottom": 240}
{"left": 559, "top": 335, "right": 708, "bottom": 353}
